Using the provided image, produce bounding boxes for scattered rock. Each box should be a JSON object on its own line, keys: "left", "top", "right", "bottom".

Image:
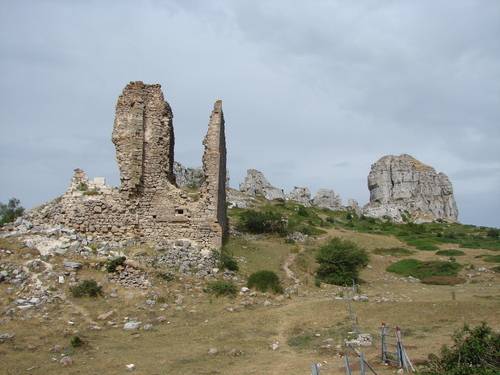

{"left": 0, "top": 333, "right": 15, "bottom": 343}
{"left": 208, "top": 347, "right": 218, "bottom": 355}
{"left": 126, "top": 363, "right": 136, "bottom": 371}
{"left": 60, "top": 356, "right": 73, "bottom": 367}
{"left": 270, "top": 341, "right": 280, "bottom": 351}
{"left": 97, "top": 310, "right": 115, "bottom": 320}
{"left": 63, "top": 261, "right": 82, "bottom": 270}
{"left": 123, "top": 321, "right": 141, "bottom": 331}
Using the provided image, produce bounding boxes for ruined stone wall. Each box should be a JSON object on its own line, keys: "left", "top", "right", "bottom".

{"left": 28, "top": 81, "right": 227, "bottom": 252}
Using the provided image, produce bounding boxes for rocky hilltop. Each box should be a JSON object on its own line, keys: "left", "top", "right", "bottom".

{"left": 363, "top": 154, "right": 458, "bottom": 223}
{"left": 239, "top": 169, "right": 286, "bottom": 201}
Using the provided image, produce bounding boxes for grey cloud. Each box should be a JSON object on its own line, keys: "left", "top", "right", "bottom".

{"left": 0, "top": 0, "right": 498, "bottom": 227}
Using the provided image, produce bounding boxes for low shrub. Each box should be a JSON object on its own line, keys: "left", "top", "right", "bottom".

{"left": 219, "top": 251, "right": 239, "bottom": 272}
{"left": 492, "top": 265, "right": 500, "bottom": 273}
{"left": 106, "top": 256, "right": 126, "bottom": 273}
{"left": 486, "top": 228, "right": 500, "bottom": 238}
{"left": 387, "top": 259, "right": 462, "bottom": 280}
{"left": 205, "top": 280, "right": 237, "bottom": 297}
{"left": 373, "top": 247, "right": 415, "bottom": 257}
{"left": 247, "top": 270, "right": 283, "bottom": 293}
{"left": 70, "top": 279, "right": 102, "bottom": 298}
{"left": 70, "top": 336, "right": 83, "bottom": 348}
{"left": 315, "top": 238, "right": 369, "bottom": 286}
{"left": 237, "top": 210, "right": 286, "bottom": 234}
{"left": 0, "top": 198, "right": 24, "bottom": 226}
{"left": 420, "top": 322, "right": 500, "bottom": 375}
{"left": 436, "top": 249, "right": 465, "bottom": 257}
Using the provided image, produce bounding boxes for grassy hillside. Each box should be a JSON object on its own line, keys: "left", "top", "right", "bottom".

{"left": 0, "top": 201, "right": 498, "bottom": 374}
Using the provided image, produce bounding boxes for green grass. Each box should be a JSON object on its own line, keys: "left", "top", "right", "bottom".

{"left": 436, "top": 249, "right": 465, "bottom": 257}
{"left": 387, "top": 259, "right": 462, "bottom": 280}
{"left": 373, "top": 247, "right": 415, "bottom": 256}
{"left": 476, "top": 254, "right": 500, "bottom": 263}
{"left": 224, "top": 236, "right": 290, "bottom": 277}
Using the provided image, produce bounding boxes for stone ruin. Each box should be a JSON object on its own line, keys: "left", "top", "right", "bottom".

{"left": 27, "top": 81, "right": 227, "bottom": 252}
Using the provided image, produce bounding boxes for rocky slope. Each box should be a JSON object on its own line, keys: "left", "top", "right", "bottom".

{"left": 363, "top": 154, "right": 458, "bottom": 223}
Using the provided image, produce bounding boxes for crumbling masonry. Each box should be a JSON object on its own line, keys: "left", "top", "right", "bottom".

{"left": 28, "top": 82, "right": 227, "bottom": 253}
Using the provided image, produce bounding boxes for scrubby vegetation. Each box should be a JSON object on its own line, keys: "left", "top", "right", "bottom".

{"left": 373, "top": 247, "right": 415, "bottom": 256}
{"left": 218, "top": 246, "right": 239, "bottom": 271}
{"left": 330, "top": 214, "right": 500, "bottom": 251}
{"left": 420, "top": 322, "right": 500, "bottom": 375}
{"left": 0, "top": 198, "right": 24, "bottom": 225}
{"left": 70, "top": 335, "right": 84, "bottom": 348}
{"left": 436, "top": 249, "right": 465, "bottom": 256}
{"left": 231, "top": 202, "right": 327, "bottom": 236}
{"left": 387, "top": 259, "right": 462, "bottom": 283}
{"left": 205, "top": 280, "right": 237, "bottom": 297}
{"left": 315, "top": 238, "right": 369, "bottom": 286}
{"left": 247, "top": 270, "right": 283, "bottom": 293}
{"left": 70, "top": 279, "right": 102, "bottom": 298}
{"left": 105, "top": 256, "right": 126, "bottom": 273}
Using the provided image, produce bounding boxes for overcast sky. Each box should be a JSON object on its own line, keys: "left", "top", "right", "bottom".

{"left": 1, "top": 0, "right": 499, "bottom": 227}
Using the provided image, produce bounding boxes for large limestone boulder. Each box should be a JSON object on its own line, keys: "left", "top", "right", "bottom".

{"left": 239, "top": 169, "right": 285, "bottom": 201}
{"left": 286, "top": 187, "right": 312, "bottom": 206}
{"left": 312, "top": 189, "right": 342, "bottom": 210}
{"left": 363, "top": 154, "right": 458, "bottom": 223}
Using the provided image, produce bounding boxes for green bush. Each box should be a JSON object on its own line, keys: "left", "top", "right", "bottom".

{"left": 486, "top": 228, "right": 500, "bottom": 238}
{"left": 206, "top": 280, "right": 237, "bottom": 297}
{"left": 106, "top": 256, "right": 126, "bottom": 273}
{"left": 237, "top": 210, "right": 286, "bottom": 234}
{"left": 247, "top": 270, "right": 283, "bottom": 293}
{"left": 387, "top": 259, "right": 462, "bottom": 280}
{"left": 436, "top": 249, "right": 465, "bottom": 257}
{"left": 315, "top": 238, "right": 369, "bottom": 286}
{"left": 70, "top": 279, "right": 102, "bottom": 298}
{"left": 0, "top": 198, "right": 24, "bottom": 226}
{"left": 70, "top": 336, "right": 83, "bottom": 348}
{"left": 420, "top": 322, "right": 500, "bottom": 375}
{"left": 219, "top": 249, "right": 239, "bottom": 272}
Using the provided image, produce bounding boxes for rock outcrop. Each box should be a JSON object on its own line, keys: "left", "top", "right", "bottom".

{"left": 239, "top": 169, "right": 285, "bottom": 201}
{"left": 363, "top": 154, "right": 458, "bottom": 223}
{"left": 173, "top": 162, "right": 204, "bottom": 189}
{"left": 312, "top": 189, "right": 342, "bottom": 210}
{"left": 25, "top": 82, "right": 228, "bottom": 264}
{"left": 286, "top": 187, "right": 311, "bottom": 206}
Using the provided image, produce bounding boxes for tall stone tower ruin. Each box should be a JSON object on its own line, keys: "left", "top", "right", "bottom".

{"left": 28, "top": 81, "right": 228, "bottom": 253}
